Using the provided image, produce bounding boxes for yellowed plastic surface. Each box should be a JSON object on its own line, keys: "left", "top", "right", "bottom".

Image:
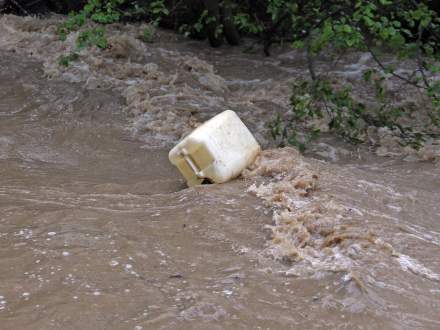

{"left": 169, "top": 110, "right": 261, "bottom": 186}
{"left": 172, "top": 142, "right": 215, "bottom": 186}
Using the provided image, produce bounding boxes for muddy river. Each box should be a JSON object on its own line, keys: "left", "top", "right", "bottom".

{"left": 1, "top": 14, "right": 440, "bottom": 329}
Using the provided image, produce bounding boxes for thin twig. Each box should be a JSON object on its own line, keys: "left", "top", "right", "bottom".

{"left": 8, "top": 0, "right": 31, "bottom": 15}
{"left": 365, "top": 40, "right": 426, "bottom": 90}
{"left": 25, "top": 0, "right": 44, "bottom": 7}
{"left": 416, "top": 23, "right": 430, "bottom": 88}
{"left": 305, "top": 40, "right": 317, "bottom": 81}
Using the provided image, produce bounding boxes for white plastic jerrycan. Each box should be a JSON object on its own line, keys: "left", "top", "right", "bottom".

{"left": 169, "top": 110, "right": 261, "bottom": 186}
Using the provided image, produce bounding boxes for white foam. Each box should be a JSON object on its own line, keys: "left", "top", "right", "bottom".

{"left": 398, "top": 254, "right": 440, "bottom": 281}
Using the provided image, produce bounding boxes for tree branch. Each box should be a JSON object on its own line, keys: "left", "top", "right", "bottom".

{"left": 365, "top": 40, "right": 427, "bottom": 90}
{"left": 416, "top": 22, "right": 430, "bottom": 88}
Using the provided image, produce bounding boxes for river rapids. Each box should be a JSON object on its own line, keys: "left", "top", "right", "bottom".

{"left": 1, "top": 14, "right": 440, "bottom": 329}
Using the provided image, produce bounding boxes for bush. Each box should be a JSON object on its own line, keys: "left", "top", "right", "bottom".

{"left": 55, "top": 0, "right": 440, "bottom": 150}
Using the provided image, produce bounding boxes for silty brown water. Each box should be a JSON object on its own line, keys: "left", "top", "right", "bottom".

{"left": 0, "top": 15, "right": 440, "bottom": 329}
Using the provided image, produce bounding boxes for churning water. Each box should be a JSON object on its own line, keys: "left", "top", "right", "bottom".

{"left": 1, "top": 14, "right": 440, "bottom": 329}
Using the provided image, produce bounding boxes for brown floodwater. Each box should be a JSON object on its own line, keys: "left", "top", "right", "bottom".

{"left": 1, "top": 15, "right": 440, "bottom": 330}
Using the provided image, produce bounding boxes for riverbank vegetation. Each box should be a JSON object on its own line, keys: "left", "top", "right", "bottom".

{"left": 2, "top": 0, "right": 440, "bottom": 150}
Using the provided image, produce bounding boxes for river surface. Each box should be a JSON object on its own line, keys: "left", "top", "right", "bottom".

{"left": 1, "top": 15, "right": 440, "bottom": 330}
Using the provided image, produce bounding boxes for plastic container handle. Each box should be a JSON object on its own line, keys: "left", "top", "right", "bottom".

{"left": 181, "top": 149, "right": 204, "bottom": 178}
